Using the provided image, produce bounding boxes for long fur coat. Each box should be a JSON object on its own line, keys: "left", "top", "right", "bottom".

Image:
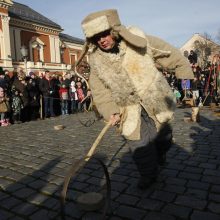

{"left": 89, "top": 27, "right": 177, "bottom": 140}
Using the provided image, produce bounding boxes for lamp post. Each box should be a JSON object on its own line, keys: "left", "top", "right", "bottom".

{"left": 20, "top": 45, "right": 28, "bottom": 75}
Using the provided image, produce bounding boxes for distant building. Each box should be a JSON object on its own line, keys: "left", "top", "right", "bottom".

{"left": 0, "top": 0, "right": 85, "bottom": 75}
{"left": 180, "top": 33, "right": 220, "bottom": 67}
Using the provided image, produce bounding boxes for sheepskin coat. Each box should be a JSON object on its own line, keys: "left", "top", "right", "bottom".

{"left": 88, "top": 27, "right": 190, "bottom": 140}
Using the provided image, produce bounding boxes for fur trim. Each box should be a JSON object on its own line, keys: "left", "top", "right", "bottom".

{"left": 121, "top": 104, "right": 141, "bottom": 140}
{"left": 82, "top": 15, "right": 110, "bottom": 38}
{"left": 89, "top": 26, "right": 176, "bottom": 139}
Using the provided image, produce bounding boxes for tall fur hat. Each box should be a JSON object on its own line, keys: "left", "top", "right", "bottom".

{"left": 81, "top": 9, "right": 146, "bottom": 48}
{"left": 77, "top": 9, "right": 147, "bottom": 66}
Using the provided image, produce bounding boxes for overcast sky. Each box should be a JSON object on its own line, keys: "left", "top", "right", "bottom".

{"left": 15, "top": 0, "right": 220, "bottom": 48}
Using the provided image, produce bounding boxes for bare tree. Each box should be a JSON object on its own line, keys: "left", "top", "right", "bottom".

{"left": 216, "top": 29, "right": 220, "bottom": 44}
{"left": 193, "top": 32, "right": 219, "bottom": 68}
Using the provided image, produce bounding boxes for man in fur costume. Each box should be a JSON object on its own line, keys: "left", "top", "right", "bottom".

{"left": 79, "top": 9, "right": 194, "bottom": 189}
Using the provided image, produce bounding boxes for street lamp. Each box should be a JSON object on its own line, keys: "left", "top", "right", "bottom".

{"left": 20, "top": 45, "right": 28, "bottom": 75}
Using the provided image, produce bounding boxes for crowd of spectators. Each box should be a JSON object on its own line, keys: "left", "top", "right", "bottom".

{"left": 163, "top": 50, "right": 220, "bottom": 107}
{"left": 0, "top": 49, "right": 219, "bottom": 127}
{"left": 0, "top": 67, "right": 91, "bottom": 126}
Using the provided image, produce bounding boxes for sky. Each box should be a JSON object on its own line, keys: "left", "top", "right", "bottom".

{"left": 14, "top": 0, "right": 220, "bottom": 48}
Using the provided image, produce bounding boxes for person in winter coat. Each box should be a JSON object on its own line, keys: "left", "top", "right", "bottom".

{"left": 27, "top": 72, "right": 40, "bottom": 120}
{"left": 69, "top": 80, "right": 78, "bottom": 113}
{"left": 79, "top": 9, "right": 194, "bottom": 189}
{"left": 11, "top": 71, "right": 29, "bottom": 122}
{"left": 39, "top": 70, "right": 56, "bottom": 118}
{"left": 0, "top": 86, "right": 10, "bottom": 126}
{"left": 59, "top": 83, "right": 69, "bottom": 115}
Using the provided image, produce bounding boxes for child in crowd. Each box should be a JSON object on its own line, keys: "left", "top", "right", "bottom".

{"left": 0, "top": 86, "right": 10, "bottom": 126}
{"left": 69, "top": 81, "right": 78, "bottom": 113}
{"left": 76, "top": 81, "right": 85, "bottom": 112}
{"left": 173, "top": 87, "right": 182, "bottom": 104}
{"left": 59, "top": 84, "right": 69, "bottom": 115}
{"left": 11, "top": 86, "right": 23, "bottom": 124}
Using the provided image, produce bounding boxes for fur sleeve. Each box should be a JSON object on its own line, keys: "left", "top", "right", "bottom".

{"left": 146, "top": 34, "right": 194, "bottom": 79}
{"left": 89, "top": 72, "right": 120, "bottom": 121}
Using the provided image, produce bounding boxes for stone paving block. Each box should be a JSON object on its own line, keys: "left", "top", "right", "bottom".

{"left": 112, "top": 165, "right": 133, "bottom": 175}
{"left": 82, "top": 212, "right": 104, "bottom": 220}
{"left": 29, "top": 209, "right": 57, "bottom": 220}
{"left": 46, "top": 176, "right": 64, "bottom": 186}
{"left": 70, "top": 180, "right": 90, "bottom": 191}
{"left": 203, "top": 169, "right": 220, "bottom": 177}
{"left": 185, "top": 188, "right": 208, "bottom": 200}
{"left": 8, "top": 215, "right": 25, "bottom": 220}
{"left": 186, "top": 180, "right": 210, "bottom": 190}
{"left": 137, "top": 198, "right": 164, "bottom": 211}
{"left": 86, "top": 177, "right": 105, "bottom": 187}
{"left": 160, "top": 169, "right": 179, "bottom": 177}
{"left": 11, "top": 202, "right": 39, "bottom": 217}
{"left": 110, "top": 190, "right": 120, "bottom": 200}
{"left": 110, "top": 174, "right": 129, "bottom": 182}
{"left": 182, "top": 160, "right": 199, "bottom": 166}
{"left": 115, "top": 205, "right": 146, "bottom": 220}
{"left": 27, "top": 179, "right": 48, "bottom": 190}
{"left": 165, "top": 163, "right": 185, "bottom": 171}
{"left": 199, "top": 163, "right": 217, "bottom": 169}
{"left": 125, "top": 184, "right": 153, "bottom": 198}
{"left": 0, "top": 209, "right": 14, "bottom": 219}
{"left": 88, "top": 170, "right": 104, "bottom": 178}
{"left": 39, "top": 183, "right": 59, "bottom": 196}
{"left": 111, "top": 181, "right": 128, "bottom": 192}
{"left": 13, "top": 188, "right": 37, "bottom": 199}
{"left": 175, "top": 195, "right": 207, "bottom": 210}
{"left": 75, "top": 173, "right": 91, "bottom": 182}
{"left": 178, "top": 171, "right": 201, "bottom": 180}
{"left": 165, "top": 177, "right": 187, "bottom": 186}
{"left": 202, "top": 175, "right": 220, "bottom": 184}
{"left": 183, "top": 166, "right": 203, "bottom": 174}
{"left": 208, "top": 202, "right": 220, "bottom": 214}
{"left": 115, "top": 194, "right": 139, "bottom": 206}
{"left": 63, "top": 201, "right": 83, "bottom": 219}
{"left": 150, "top": 190, "right": 176, "bottom": 202}
{"left": 27, "top": 193, "right": 50, "bottom": 206}
{"left": 191, "top": 210, "right": 220, "bottom": 220}
{"left": 0, "top": 190, "right": 10, "bottom": 200}
{"left": 211, "top": 185, "right": 220, "bottom": 193}
{"left": 1, "top": 196, "right": 24, "bottom": 210}
{"left": 143, "top": 211, "right": 176, "bottom": 220}
{"left": 108, "top": 217, "right": 123, "bottom": 220}
{"left": 209, "top": 193, "right": 220, "bottom": 203}
{"left": 0, "top": 178, "right": 15, "bottom": 190}
{"left": 163, "top": 184, "right": 186, "bottom": 194}
{"left": 162, "top": 203, "right": 192, "bottom": 219}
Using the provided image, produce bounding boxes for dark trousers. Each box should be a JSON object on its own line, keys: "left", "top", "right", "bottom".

{"left": 43, "top": 96, "right": 55, "bottom": 117}
{"left": 127, "top": 109, "right": 172, "bottom": 180}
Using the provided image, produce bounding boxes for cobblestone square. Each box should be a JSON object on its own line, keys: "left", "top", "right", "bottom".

{"left": 0, "top": 107, "right": 220, "bottom": 220}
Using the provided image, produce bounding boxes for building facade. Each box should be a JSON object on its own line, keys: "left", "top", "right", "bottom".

{"left": 180, "top": 33, "right": 220, "bottom": 67}
{"left": 0, "top": 0, "right": 85, "bottom": 75}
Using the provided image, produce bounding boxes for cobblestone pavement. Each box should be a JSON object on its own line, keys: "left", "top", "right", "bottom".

{"left": 0, "top": 107, "right": 220, "bottom": 220}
